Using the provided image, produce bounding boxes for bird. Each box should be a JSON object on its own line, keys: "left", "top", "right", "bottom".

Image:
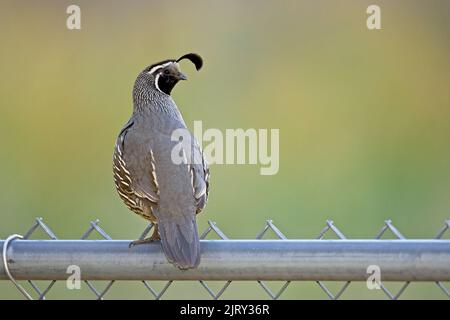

{"left": 112, "top": 53, "right": 209, "bottom": 269}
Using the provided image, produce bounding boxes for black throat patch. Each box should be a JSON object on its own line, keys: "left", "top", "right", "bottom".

{"left": 156, "top": 74, "right": 179, "bottom": 95}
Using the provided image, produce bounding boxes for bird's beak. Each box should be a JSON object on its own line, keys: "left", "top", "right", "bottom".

{"left": 169, "top": 63, "right": 188, "bottom": 81}
{"left": 177, "top": 71, "right": 188, "bottom": 81}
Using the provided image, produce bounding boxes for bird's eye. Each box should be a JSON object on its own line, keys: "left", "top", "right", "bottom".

{"left": 163, "top": 69, "right": 170, "bottom": 75}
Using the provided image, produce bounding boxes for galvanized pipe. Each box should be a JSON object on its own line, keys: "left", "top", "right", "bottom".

{"left": 1, "top": 240, "right": 449, "bottom": 281}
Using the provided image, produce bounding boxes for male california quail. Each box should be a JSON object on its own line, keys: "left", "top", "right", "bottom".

{"left": 113, "top": 53, "right": 209, "bottom": 269}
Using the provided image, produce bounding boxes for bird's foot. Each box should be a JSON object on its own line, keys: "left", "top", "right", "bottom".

{"left": 150, "top": 230, "right": 161, "bottom": 241}
{"left": 128, "top": 227, "right": 160, "bottom": 248}
{"left": 129, "top": 237, "right": 154, "bottom": 248}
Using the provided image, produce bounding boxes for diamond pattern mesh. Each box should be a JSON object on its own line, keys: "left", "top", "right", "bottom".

{"left": 1, "top": 217, "right": 449, "bottom": 299}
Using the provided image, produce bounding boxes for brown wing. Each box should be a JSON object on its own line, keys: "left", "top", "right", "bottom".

{"left": 113, "top": 120, "right": 159, "bottom": 218}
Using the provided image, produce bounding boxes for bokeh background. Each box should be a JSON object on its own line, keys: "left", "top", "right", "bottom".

{"left": 1, "top": 0, "right": 449, "bottom": 299}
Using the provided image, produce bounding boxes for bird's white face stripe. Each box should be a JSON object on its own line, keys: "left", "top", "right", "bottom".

{"left": 148, "top": 62, "right": 173, "bottom": 75}
{"left": 154, "top": 73, "right": 162, "bottom": 93}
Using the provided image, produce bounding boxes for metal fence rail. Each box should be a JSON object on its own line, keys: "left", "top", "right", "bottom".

{"left": 1, "top": 218, "right": 449, "bottom": 300}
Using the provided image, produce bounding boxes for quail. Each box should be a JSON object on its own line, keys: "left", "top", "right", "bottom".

{"left": 113, "top": 53, "right": 209, "bottom": 269}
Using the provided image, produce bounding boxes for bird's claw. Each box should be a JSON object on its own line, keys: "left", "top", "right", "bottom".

{"left": 128, "top": 235, "right": 160, "bottom": 248}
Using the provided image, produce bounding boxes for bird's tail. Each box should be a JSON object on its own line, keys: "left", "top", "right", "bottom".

{"left": 158, "top": 216, "right": 201, "bottom": 269}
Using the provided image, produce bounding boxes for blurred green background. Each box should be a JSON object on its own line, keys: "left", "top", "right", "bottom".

{"left": 0, "top": 0, "right": 449, "bottom": 299}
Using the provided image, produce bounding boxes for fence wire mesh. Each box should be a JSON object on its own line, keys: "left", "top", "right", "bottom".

{"left": 1, "top": 217, "right": 449, "bottom": 300}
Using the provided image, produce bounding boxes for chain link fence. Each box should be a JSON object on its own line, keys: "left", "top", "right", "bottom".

{"left": 1, "top": 217, "right": 449, "bottom": 300}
